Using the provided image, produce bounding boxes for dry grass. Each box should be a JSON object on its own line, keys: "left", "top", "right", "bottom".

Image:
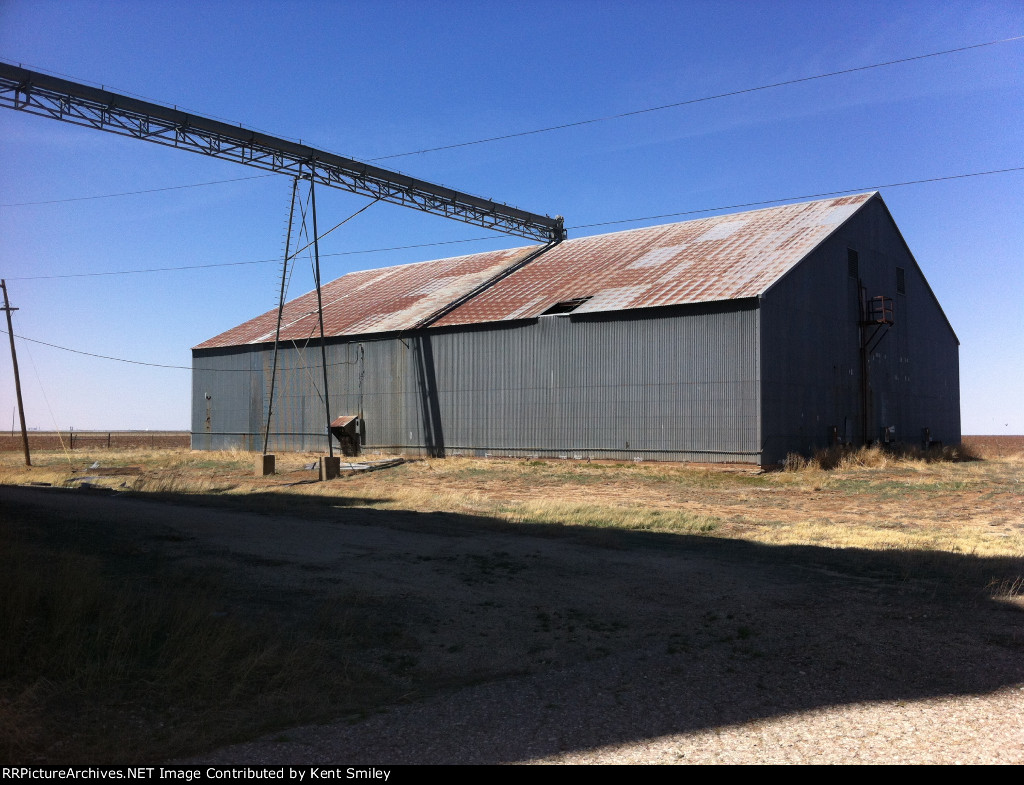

{"left": 781, "top": 443, "right": 981, "bottom": 471}
{"left": 2, "top": 440, "right": 1021, "bottom": 558}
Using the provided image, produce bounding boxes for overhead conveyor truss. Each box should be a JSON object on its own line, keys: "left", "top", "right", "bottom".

{"left": 0, "top": 62, "right": 566, "bottom": 243}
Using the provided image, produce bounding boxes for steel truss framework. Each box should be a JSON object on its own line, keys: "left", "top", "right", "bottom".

{"left": 0, "top": 63, "right": 565, "bottom": 242}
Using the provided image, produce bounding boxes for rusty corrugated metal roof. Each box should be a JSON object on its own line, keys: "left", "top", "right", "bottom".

{"left": 433, "top": 193, "right": 875, "bottom": 327}
{"left": 195, "top": 193, "right": 875, "bottom": 348}
{"left": 194, "top": 245, "right": 540, "bottom": 349}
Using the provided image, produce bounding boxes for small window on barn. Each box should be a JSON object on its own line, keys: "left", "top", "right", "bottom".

{"left": 847, "top": 249, "right": 859, "bottom": 279}
{"left": 896, "top": 267, "right": 906, "bottom": 295}
{"left": 542, "top": 296, "right": 592, "bottom": 315}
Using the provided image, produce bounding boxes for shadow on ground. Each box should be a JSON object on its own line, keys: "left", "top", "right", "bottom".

{"left": 2, "top": 483, "right": 1021, "bottom": 763}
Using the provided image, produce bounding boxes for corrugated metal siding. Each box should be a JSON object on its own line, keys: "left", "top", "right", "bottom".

{"left": 192, "top": 302, "right": 761, "bottom": 462}
{"left": 759, "top": 197, "right": 960, "bottom": 463}
{"left": 190, "top": 347, "right": 258, "bottom": 450}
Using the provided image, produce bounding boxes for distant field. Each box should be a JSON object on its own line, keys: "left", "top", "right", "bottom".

{"left": 962, "top": 435, "right": 1024, "bottom": 458}
{"left": 0, "top": 431, "right": 189, "bottom": 451}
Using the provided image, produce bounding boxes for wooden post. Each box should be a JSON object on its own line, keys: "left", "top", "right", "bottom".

{"left": 1, "top": 279, "right": 30, "bottom": 466}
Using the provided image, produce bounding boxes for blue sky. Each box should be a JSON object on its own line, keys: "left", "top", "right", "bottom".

{"left": 0, "top": 0, "right": 1021, "bottom": 434}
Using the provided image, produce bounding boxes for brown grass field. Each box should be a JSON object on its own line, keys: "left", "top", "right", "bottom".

{"left": 0, "top": 435, "right": 1021, "bottom": 763}
{"left": 2, "top": 435, "right": 1020, "bottom": 555}
{"left": 0, "top": 430, "right": 189, "bottom": 452}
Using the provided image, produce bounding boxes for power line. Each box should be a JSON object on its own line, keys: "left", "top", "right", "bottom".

{"left": 1, "top": 62, "right": 561, "bottom": 241}
{"left": 369, "top": 35, "right": 1024, "bottom": 160}
{"left": 9, "top": 257, "right": 283, "bottom": 280}
{"left": 0, "top": 328, "right": 359, "bottom": 372}
{"left": 3, "top": 34, "right": 1019, "bottom": 209}
{"left": 2, "top": 235, "right": 509, "bottom": 280}
{"left": 3, "top": 163, "right": 1022, "bottom": 372}
{"left": 1, "top": 328, "right": 193, "bottom": 369}
{"left": 4, "top": 162, "right": 1022, "bottom": 281}
{"left": 571, "top": 165, "right": 1024, "bottom": 230}
{"left": 0, "top": 173, "right": 275, "bottom": 208}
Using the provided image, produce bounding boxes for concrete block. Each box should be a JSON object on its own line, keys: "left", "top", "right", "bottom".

{"left": 256, "top": 454, "right": 276, "bottom": 476}
{"left": 320, "top": 456, "right": 341, "bottom": 481}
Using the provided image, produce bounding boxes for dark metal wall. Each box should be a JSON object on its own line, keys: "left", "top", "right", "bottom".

{"left": 192, "top": 301, "right": 762, "bottom": 462}
{"left": 759, "top": 196, "right": 960, "bottom": 463}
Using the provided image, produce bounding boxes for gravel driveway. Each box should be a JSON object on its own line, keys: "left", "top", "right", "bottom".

{"left": 4, "top": 485, "right": 1021, "bottom": 764}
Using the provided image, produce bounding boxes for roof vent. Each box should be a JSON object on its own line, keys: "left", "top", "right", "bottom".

{"left": 542, "top": 296, "right": 592, "bottom": 315}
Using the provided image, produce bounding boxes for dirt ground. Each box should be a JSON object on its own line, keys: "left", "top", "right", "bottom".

{"left": 2, "top": 439, "right": 1022, "bottom": 763}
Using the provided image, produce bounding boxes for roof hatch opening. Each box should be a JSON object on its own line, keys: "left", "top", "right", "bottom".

{"left": 542, "top": 296, "right": 592, "bottom": 315}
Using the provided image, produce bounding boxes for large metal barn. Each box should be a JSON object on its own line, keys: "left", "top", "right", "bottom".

{"left": 191, "top": 192, "right": 960, "bottom": 465}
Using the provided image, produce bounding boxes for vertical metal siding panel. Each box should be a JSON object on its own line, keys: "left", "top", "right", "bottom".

{"left": 283, "top": 347, "right": 304, "bottom": 452}
{"left": 760, "top": 196, "right": 959, "bottom": 463}
{"left": 420, "top": 305, "right": 759, "bottom": 462}
{"left": 892, "top": 243, "right": 961, "bottom": 446}
{"left": 191, "top": 349, "right": 255, "bottom": 450}
{"left": 247, "top": 347, "right": 265, "bottom": 452}
{"left": 191, "top": 357, "right": 210, "bottom": 450}
{"left": 193, "top": 302, "right": 761, "bottom": 462}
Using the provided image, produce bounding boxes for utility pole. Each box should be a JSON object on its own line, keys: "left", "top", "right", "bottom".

{"left": 1, "top": 279, "right": 31, "bottom": 466}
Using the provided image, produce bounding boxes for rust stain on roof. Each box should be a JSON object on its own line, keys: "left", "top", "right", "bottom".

{"left": 194, "top": 245, "right": 539, "bottom": 349}
{"left": 434, "top": 193, "right": 875, "bottom": 327}
{"left": 196, "top": 193, "right": 874, "bottom": 348}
